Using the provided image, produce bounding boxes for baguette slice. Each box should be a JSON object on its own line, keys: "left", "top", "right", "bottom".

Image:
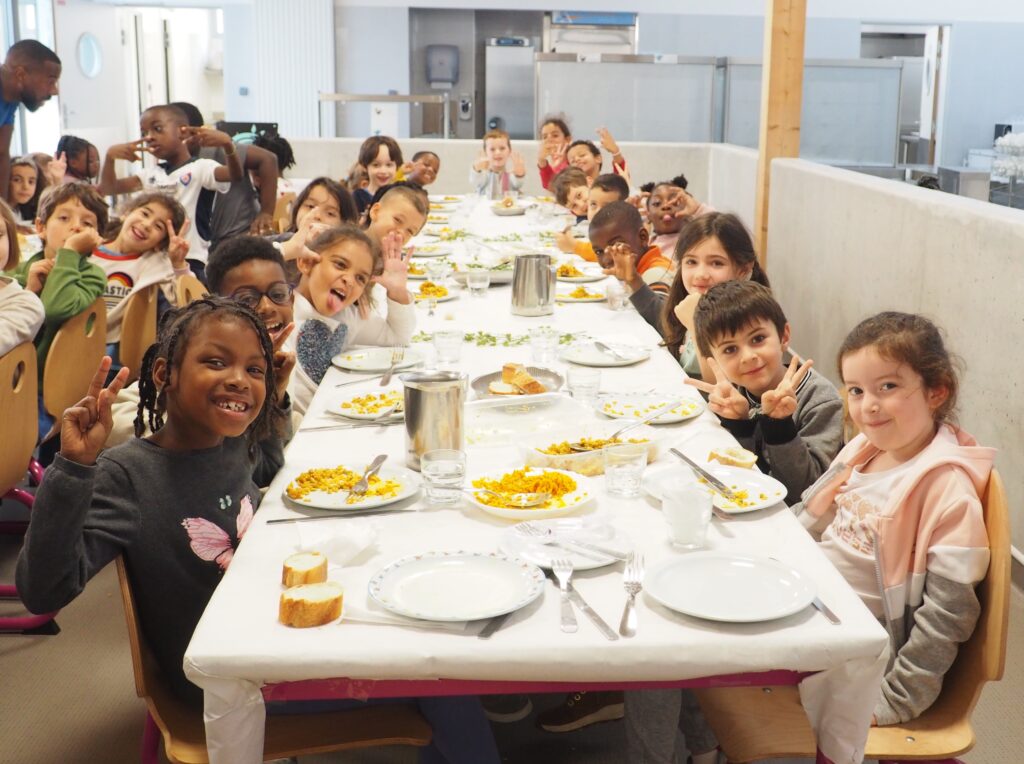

{"left": 489, "top": 380, "right": 521, "bottom": 395}
{"left": 279, "top": 582, "right": 344, "bottom": 628}
{"left": 502, "top": 362, "right": 524, "bottom": 384}
{"left": 708, "top": 446, "right": 758, "bottom": 470}
{"left": 282, "top": 551, "right": 328, "bottom": 588}
{"left": 511, "top": 368, "right": 547, "bottom": 395}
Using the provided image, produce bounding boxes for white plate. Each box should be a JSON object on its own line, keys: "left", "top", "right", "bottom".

{"left": 645, "top": 553, "right": 815, "bottom": 623}
{"left": 557, "top": 272, "right": 606, "bottom": 283}
{"left": 470, "top": 367, "right": 564, "bottom": 398}
{"left": 429, "top": 195, "right": 462, "bottom": 204}
{"left": 466, "top": 467, "right": 596, "bottom": 520}
{"left": 425, "top": 214, "right": 451, "bottom": 223}
{"left": 491, "top": 205, "right": 526, "bottom": 216}
{"left": 368, "top": 551, "right": 545, "bottom": 622}
{"left": 284, "top": 465, "right": 420, "bottom": 510}
{"left": 451, "top": 268, "right": 514, "bottom": 285}
{"left": 414, "top": 289, "right": 457, "bottom": 303}
{"left": 332, "top": 347, "right": 423, "bottom": 373}
{"left": 408, "top": 245, "right": 453, "bottom": 257}
{"left": 597, "top": 395, "right": 706, "bottom": 424}
{"left": 421, "top": 227, "right": 470, "bottom": 241}
{"left": 556, "top": 291, "right": 607, "bottom": 303}
{"left": 642, "top": 461, "right": 787, "bottom": 514}
{"left": 499, "top": 518, "right": 629, "bottom": 570}
{"left": 333, "top": 389, "right": 404, "bottom": 420}
{"left": 560, "top": 343, "right": 650, "bottom": 367}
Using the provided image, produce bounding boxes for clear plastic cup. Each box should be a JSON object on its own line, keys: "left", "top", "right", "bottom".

{"left": 606, "top": 280, "right": 629, "bottom": 311}
{"left": 567, "top": 366, "right": 601, "bottom": 403}
{"left": 602, "top": 442, "right": 648, "bottom": 498}
{"left": 529, "top": 325, "right": 559, "bottom": 364}
{"left": 662, "top": 482, "right": 713, "bottom": 549}
{"left": 466, "top": 270, "right": 490, "bottom": 297}
{"left": 433, "top": 329, "right": 464, "bottom": 364}
{"left": 421, "top": 449, "right": 466, "bottom": 505}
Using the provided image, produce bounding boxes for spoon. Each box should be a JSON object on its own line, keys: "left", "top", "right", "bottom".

{"left": 464, "top": 487, "right": 551, "bottom": 508}
{"left": 569, "top": 399, "right": 683, "bottom": 452}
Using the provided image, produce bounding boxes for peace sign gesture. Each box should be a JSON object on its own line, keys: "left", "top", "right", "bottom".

{"left": 60, "top": 357, "right": 131, "bottom": 465}
{"left": 166, "top": 217, "right": 191, "bottom": 269}
{"left": 270, "top": 322, "right": 296, "bottom": 400}
{"left": 761, "top": 356, "right": 813, "bottom": 420}
{"left": 685, "top": 357, "right": 750, "bottom": 420}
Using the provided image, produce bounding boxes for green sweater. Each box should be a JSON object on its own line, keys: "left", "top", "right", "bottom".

{"left": 4, "top": 249, "right": 106, "bottom": 378}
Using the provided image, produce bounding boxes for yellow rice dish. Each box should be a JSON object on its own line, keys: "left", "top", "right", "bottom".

{"left": 407, "top": 262, "right": 425, "bottom": 276}
{"left": 567, "top": 286, "right": 601, "bottom": 299}
{"left": 287, "top": 466, "right": 403, "bottom": 505}
{"left": 695, "top": 476, "right": 781, "bottom": 509}
{"left": 416, "top": 281, "right": 449, "bottom": 299}
{"left": 557, "top": 263, "right": 584, "bottom": 278}
{"left": 539, "top": 437, "right": 648, "bottom": 455}
{"left": 471, "top": 468, "right": 578, "bottom": 510}
{"left": 602, "top": 399, "right": 701, "bottom": 418}
{"left": 339, "top": 390, "right": 403, "bottom": 415}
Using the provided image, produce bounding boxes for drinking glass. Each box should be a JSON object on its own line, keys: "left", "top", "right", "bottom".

{"left": 421, "top": 449, "right": 466, "bottom": 505}
{"left": 602, "top": 443, "right": 648, "bottom": 498}
{"left": 426, "top": 260, "right": 450, "bottom": 283}
{"left": 606, "top": 279, "right": 629, "bottom": 311}
{"left": 466, "top": 270, "right": 490, "bottom": 297}
{"left": 529, "top": 325, "right": 559, "bottom": 365}
{"left": 662, "top": 482, "right": 713, "bottom": 549}
{"left": 567, "top": 366, "right": 601, "bottom": 403}
{"left": 433, "top": 329, "right": 464, "bottom": 365}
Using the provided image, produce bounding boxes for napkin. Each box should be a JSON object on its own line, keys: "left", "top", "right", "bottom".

{"left": 294, "top": 519, "right": 377, "bottom": 565}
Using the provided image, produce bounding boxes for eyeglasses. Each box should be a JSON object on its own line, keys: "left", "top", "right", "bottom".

{"left": 229, "top": 282, "right": 293, "bottom": 310}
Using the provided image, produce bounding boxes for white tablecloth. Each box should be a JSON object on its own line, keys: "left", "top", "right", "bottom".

{"left": 184, "top": 198, "right": 888, "bottom": 764}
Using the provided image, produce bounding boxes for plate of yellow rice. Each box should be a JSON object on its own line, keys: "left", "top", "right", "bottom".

{"left": 466, "top": 466, "right": 596, "bottom": 520}
{"left": 284, "top": 464, "right": 420, "bottom": 510}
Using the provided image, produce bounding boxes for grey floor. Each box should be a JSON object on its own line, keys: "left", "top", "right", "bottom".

{"left": 2, "top": 530, "right": 1022, "bottom": 764}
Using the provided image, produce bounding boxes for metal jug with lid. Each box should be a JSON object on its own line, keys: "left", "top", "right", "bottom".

{"left": 510, "top": 254, "right": 556, "bottom": 316}
{"left": 400, "top": 370, "right": 467, "bottom": 470}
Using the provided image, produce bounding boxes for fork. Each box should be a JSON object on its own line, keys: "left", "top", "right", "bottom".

{"left": 379, "top": 347, "right": 405, "bottom": 386}
{"left": 551, "top": 558, "right": 578, "bottom": 633}
{"left": 619, "top": 552, "right": 644, "bottom": 637}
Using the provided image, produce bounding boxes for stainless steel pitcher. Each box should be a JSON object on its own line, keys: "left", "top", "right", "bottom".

{"left": 510, "top": 254, "right": 556, "bottom": 316}
{"left": 400, "top": 370, "right": 467, "bottom": 470}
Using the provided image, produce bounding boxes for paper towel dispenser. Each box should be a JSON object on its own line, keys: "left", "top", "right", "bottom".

{"left": 426, "top": 45, "right": 459, "bottom": 90}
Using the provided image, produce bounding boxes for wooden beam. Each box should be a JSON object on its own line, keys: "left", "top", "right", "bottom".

{"left": 754, "top": 0, "right": 807, "bottom": 266}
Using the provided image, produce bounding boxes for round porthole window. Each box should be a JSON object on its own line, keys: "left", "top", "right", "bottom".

{"left": 77, "top": 33, "right": 102, "bottom": 79}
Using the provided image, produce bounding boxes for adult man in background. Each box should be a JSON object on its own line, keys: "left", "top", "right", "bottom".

{"left": 0, "top": 40, "right": 61, "bottom": 192}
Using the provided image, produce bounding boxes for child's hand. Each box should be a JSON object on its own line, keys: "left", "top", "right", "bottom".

{"left": 182, "top": 126, "right": 233, "bottom": 150}
{"left": 536, "top": 141, "right": 550, "bottom": 167}
{"left": 166, "top": 218, "right": 191, "bottom": 269}
{"left": 371, "top": 231, "right": 410, "bottom": 301}
{"left": 271, "top": 322, "right": 296, "bottom": 400}
{"left": 597, "top": 127, "right": 621, "bottom": 156}
{"left": 248, "top": 212, "right": 275, "bottom": 236}
{"left": 673, "top": 292, "right": 701, "bottom": 333}
{"left": 555, "top": 226, "right": 576, "bottom": 253}
{"left": 473, "top": 149, "right": 490, "bottom": 172}
{"left": 761, "top": 357, "right": 813, "bottom": 420}
{"left": 108, "top": 141, "right": 145, "bottom": 162}
{"left": 26, "top": 258, "right": 55, "bottom": 293}
{"left": 602, "top": 242, "right": 639, "bottom": 287}
{"left": 400, "top": 161, "right": 414, "bottom": 176}
{"left": 46, "top": 152, "right": 67, "bottom": 185}
{"left": 65, "top": 229, "right": 101, "bottom": 256}
{"left": 614, "top": 161, "right": 632, "bottom": 188}
{"left": 627, "top": 193, "right": 650, "bottom": 224}
{"left": 60, "top": 357, "right": 131, "bottom": 466}
{"left": 510, "top": 151, "right": 526, "bottom": 178}
{"left": 685, "top": 358, "right": 750, "bottom": 420}
{"left": 672, "top": 191, "right": 702, "bottom": 220}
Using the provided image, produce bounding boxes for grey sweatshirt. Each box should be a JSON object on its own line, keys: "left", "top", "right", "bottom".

{"left": 718, "top": 367, "right": 844, "bottom": 504}
{"left": 16, "top": 435, "right": 283, "bottom": 708}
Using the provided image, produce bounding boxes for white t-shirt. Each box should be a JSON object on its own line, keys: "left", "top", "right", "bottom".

{"left": 134, "top": 158, "right": 229, "bottom": 264}
{"left": 819, "top": 452, "right": 925, "bottom": 618}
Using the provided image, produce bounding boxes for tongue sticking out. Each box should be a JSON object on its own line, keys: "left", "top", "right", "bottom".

{"left": 326, "top": 289, "right": 344, "bottom": 313}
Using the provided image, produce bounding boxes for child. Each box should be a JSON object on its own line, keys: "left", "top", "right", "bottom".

{"left": 252, "top": 132, "right": 297, "bottom": 197}
{"left": 794, "top": 312, "right": 992, "bottom": 727}
{"left": 537, "top": 116, "right": 572, "bottom": 190}
{"left": 551, "top": 167, "right": 589, "bottom": 222}
{"left": 286, "top": 224, "right": 415, "bottom": 415}
{"left": 556, "top": 173, "right": 628, "bottom": 262}
{"left": 403, "top": 150, "right": 440, "bottom": 187}
{"left": 364, "top": 182, "right": 429, "bottom": 249}
{"left": 354, "top": 135, "right": 402, "bottom": 215}
{"left": 16, "top": 297, "right": 287, "bottom": 709}
{"left": 56, "top": 135, "right": 100, "bottom": 184}
{"left": 4, "top": 182, "right": 108, "bottom": 379}
{"left": 688, "top": 281, "right": 844, "bottom": 503}
{"left": 647, "top": 181, "right": 713, "bottom": 259}
{"left": 99, "top": 104, "right": 243, "bottom": 273}
{"left": 659, "top": 213, "right": 769, "bottom": 379}
{"left": 270, "top": 177, "right": 358, "bottom": 284}
{"left": 470, "top": 129, "right": 525, "bottom": 197}
{"left": 90, "top": 192, "right": 190, "bottom": 349}
{"left": 8, "top": 155, "right": 44, "bottom": 229}
{"left": 566, "top": 129, "right": 628, "bottom": 186}
{"left": 588, "top": 201, "right": 672, "bottom": 295}
{"left": 0, "top": 198, "right": 44, "bottom": 355}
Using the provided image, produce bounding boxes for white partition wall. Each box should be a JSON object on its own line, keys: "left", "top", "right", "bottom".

{"left": 767, "top": 158, "right": 1024, "bottom": 552}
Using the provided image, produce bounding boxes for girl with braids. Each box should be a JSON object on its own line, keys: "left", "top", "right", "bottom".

{"left": 17, "top": 297, "right": 287, "bottom": 708}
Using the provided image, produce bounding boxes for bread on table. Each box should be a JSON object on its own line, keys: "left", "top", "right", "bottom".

{"left": 282, "top": 551, "right": 328, "bottom": 588}
{"left": 502, "top": 363, "right": 524, "bottom": 384}
{"left": 708, "top": 446, "right": 758, "bottom": 469}
{"left": 488, "top": 380, "right": 521, "bottom": 395}
{"left": 279, "top": 582, "right": 344, "bottom": 628}
{"left": 511, "top": 368, "right": 547, "bottom": 395}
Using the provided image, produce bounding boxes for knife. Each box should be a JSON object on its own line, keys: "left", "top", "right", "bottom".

{"left": 477, "top": 612, "right": 512, "bottom": 639}
{"left": 669, "top": 448, "right": 742, "bottom": 503}
{"left": 566, "top": 582, "right": 619, "bottom": 641}
{"left": 593, "top": 340, "right": 630, "bottom": 361}
{"left": 552, "top": 537, "right": 628, "bottom": 562}
{"left": 812, "top": 596, "right": 841, "bottom": 625}
{"left": 267, "top": 507, "right": 417, "bottom": 524}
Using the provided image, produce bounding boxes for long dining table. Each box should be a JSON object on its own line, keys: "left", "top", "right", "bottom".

{"left": 183, "top": 196, "right": 889, "bottom": 764}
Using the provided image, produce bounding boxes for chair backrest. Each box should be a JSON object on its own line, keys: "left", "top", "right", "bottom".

{"left": 115, "top": 556, "right": 151, "bottom": 700}
{"left": 118, "top": 285, "right": 158, "bottom": 385}
{"left": 175, "top": 274, "right": 208, "bottom": 306}
{"left": 42, "top": 297, "right": 107, "bottom": 419}
{"left": 931, "top": 468, "right": 1010, "bottom": 716}
{"left": 274, "top": 192, "right": 295, "bottom": 233}
{"left": 0, "top": 343, "right": 38, "bottom": 493}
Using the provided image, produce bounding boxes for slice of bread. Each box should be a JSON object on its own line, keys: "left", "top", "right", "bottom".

{"left": 489, "top": 380, "right": 521, "bottom": 395}
{"left": 279, "top": 582, "right": 344, "bottom": 628}
{"left": 511, "top": 368, "right": 547, "bottom": 395}
{"left": 502, "top": 363, "right": 524, "bottom": 384}
{"left": 282, "top": 551, "right": 328, "bottom": 588}
{"left": 708, "top": 446, "right": 758, "bottom": 469}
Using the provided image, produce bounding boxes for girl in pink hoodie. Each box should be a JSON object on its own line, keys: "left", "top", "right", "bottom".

{"left": 795, "top": 312, "right": 994, "bottom": 736}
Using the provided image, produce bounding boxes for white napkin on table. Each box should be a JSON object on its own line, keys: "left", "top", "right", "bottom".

{"left": 294, "top": 519, "right": 378, "bottom": 565}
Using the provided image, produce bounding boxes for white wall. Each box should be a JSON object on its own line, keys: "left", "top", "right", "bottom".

{"left": 222, "top": 4, "right": 258, "bottom": 121}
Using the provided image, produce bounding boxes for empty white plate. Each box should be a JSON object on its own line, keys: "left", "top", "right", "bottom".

{"left": 645, "top": 552, "right": 815, "bottom": 623}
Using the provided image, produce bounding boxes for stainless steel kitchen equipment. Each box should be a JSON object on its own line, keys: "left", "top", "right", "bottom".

{"left": 400, "top": 371, "right": 467, "bottom": 470}
{"left": 510, "top": 254, "right": 556, "bottom": 317}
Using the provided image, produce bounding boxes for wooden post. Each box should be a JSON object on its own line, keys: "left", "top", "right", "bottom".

{"left": 754, "top": 0, "right": 807, "bottom": 266}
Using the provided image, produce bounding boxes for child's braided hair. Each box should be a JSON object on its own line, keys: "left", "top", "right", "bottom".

{"left": 135, "top": 297, "right": 283, "bottom": 453}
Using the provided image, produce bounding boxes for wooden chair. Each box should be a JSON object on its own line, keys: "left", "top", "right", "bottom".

{"left": 0, "top": 343, "right": 58, "bottom": 632}
{"left": 114, "top": 558, "right": 433, "bottom": 764}
{"left": 42, "top": 297, "right": 107, "bottom": 422}
{"left": 118, "top": 285, "right": 158, "bottom": 384}
{"left": 175, "top": 273, "right": 208, "bottom": 307}
{"left": 273, "top": 192, "right": 295, "bottom": 233}
{"left": 693, "top": 469, "right": 1011, "bottom": 762}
